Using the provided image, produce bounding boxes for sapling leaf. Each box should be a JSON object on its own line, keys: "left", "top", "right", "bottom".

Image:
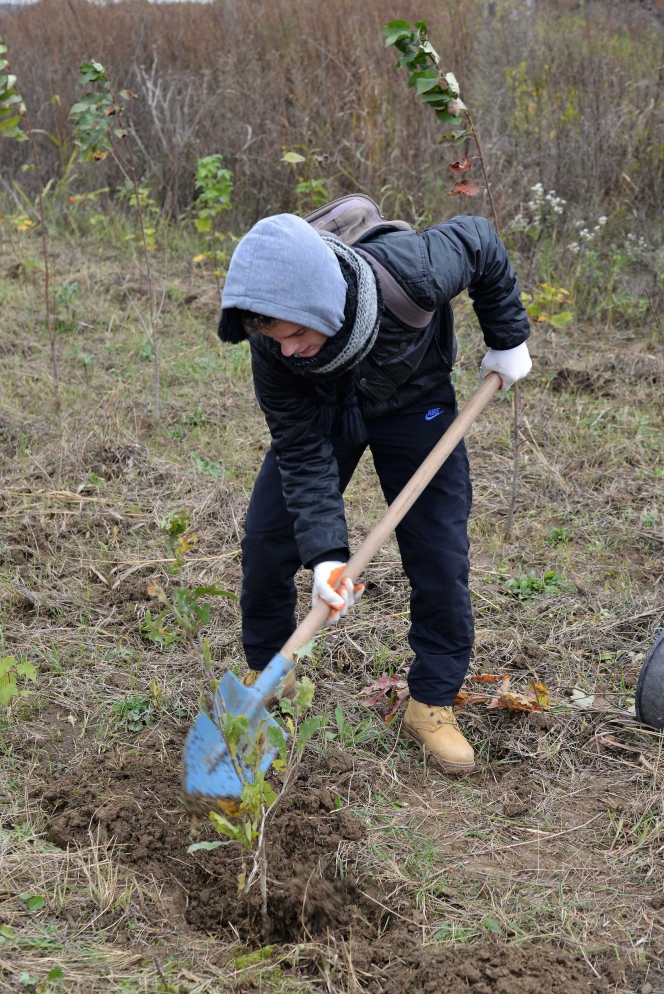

{"left": 295, "top": 714, "right": 324, "bottom": 754}
{"left": 191, "top": 585, "right": 237, "bottom": 600}
{"left": 281, "top": 151, "right": 306, "bottom": 164}
{"left": 444, "top": 72, "right": 460, "bottom": 96}
{"left": 209, "top": 811, "right": 244, "bottom": 843}
{"left": 293, "top": 637, "right": 317, "bottom": 662}
{"left": 384, "top": 18, "right": 411, "bottom": 30}
{"left": 266, "top": 723, "right": 288, "bottom": 762}
{"left": 415, "top": 75, "right": 440, "bottom": 93}
{"left": 187, "top": 840, "right": 226, "bottom": 853}
{"left": 294, "top": 676, "right": 315, "bottom": 712}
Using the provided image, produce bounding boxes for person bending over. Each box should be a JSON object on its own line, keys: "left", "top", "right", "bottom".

{"left": 218, "top": 209, "right": 531, "bottom": 773}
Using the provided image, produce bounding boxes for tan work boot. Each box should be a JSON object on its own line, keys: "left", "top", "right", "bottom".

{"left": 241, "top": 666, "right": 296, "bottom": 707}
{"left": 402, "top": 699, "right": 475, "bottom": 774}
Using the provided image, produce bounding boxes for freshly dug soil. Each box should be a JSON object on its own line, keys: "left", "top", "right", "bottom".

{"left": 40, "top": 731, "right": 373, "bottom": 943}
{"left": 347, "top": 935, "right": 607, "bottom": 993}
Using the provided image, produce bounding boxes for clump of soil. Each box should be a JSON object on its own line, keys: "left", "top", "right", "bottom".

{"left": 40, "top": 731, "right": 371, "bottom": 943}
{"left": 348, "top": 935, "right": 606, "bottom": 993}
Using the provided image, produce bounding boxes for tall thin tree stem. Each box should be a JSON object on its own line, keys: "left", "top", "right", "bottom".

{"left": 505, "top": 381, "right": 519, "bottom": 540}
{"left": 24, "top": 114, "right": 60, "bottom": 411}
{"left": 123, "top": 133, "right": 160, "bottom": 421}
{"left": 465, "top": 110, "right": 501, "bottom": 239}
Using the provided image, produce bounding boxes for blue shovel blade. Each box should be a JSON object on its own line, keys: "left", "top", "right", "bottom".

{"left": 182, "top": 655, "right": 294, "bottom": 810}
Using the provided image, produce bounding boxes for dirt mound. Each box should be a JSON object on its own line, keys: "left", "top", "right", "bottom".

{"left": 349, "top": 935, "right": 606, "bottom": 993}
{"left": 40, "top": 731, "right": 372, "bottom": 943}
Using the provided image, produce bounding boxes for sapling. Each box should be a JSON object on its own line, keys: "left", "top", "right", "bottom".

{"left": 192, "top": 153, "right": 234, "bottom": 304}
{"left": 384, "top": 19, "right": 524, "bottom": 536}
{"left": 0, "top": 36, "right": 60, "bottom": 410}
{"left": 382, "top": 18, "right": 501, "bottom": 234}
{"left": 69, "top": 62, "right": 163, "bottom": 419}
{"left": 281, "top": 149, "right": 329, "bottom": 215}
{"left": 145, "top": 512, "right": 324, "bottom": 937}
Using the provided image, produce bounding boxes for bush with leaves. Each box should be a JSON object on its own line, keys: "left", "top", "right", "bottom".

{"left": 191, "top": 153, "right": 234, "bottom": 297}
{"left": 0, "top": 656, "right": 37, "bottom": 709}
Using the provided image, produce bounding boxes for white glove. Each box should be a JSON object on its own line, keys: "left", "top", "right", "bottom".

{"left": 480, "top": 341, "right": 532, "bottom": 391}
{"left": 312, "top": 561, "right": 365, "bottom": 627}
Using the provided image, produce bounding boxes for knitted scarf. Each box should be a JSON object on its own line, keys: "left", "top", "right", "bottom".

{"left": 265, "top": 235, "right": 383, "bottom": 444}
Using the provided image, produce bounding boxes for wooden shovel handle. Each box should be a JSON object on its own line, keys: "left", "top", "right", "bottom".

{"left": 280, "top": 372, "right": 502, "bottom": 661}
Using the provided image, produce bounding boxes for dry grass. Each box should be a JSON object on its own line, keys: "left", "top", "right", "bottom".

{"left": 1, "top": 0, "right": 663, "bottom": 233}
{"left": 0, "top": 219, "right": 663, "bottom": 992}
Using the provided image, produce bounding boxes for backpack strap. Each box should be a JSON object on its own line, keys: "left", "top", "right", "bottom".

{"left": 356, "top": 248, "right": 435, "bottom": 330}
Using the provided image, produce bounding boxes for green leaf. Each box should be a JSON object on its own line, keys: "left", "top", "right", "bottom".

{"left": 209, "top": 811, "right": 243, "bottom": 842}
{"left": 294, "top": 676, "right": 315, "bottom": 712}
{"left": 384, "top": 18, "right": 411, "bottom": 30}
{"left": 26, "top": 895, "right": 45, "bottom": 912}
{"left": 419, "top": 91, "right": 451, "bottom": 107}
{"left": 281, "top": 151, "right": 305, "bottom": 164}
{"left": 383, "top": 29, "right": 412, "bottom": 47}
{"left": 295, "top": 714, "right": 323, "bottom": 754}
{"left": 0, "top": 924, "right": 16, "bottom": 938}
{"left": 191, "top": 585, "right": 237, "bottom": 601}
{"left": 187, "top": 840, "right": 226, "bottom": 853}
{"left": 293, "top": 637, "right": 317, "bottom": 662}
{"left": 407, "top": 68, "right": 434, "bottom": 87}
{"left": 550, "top": 310, "right": 574, "bottom": 328}
{"left": 266, "top": 723, "right": 287, "bottom": 753}
{"left": 15, "top": 661, "right": 37, "bottom": 682}
{"left": 415, "top": 75, "right": 440, "bottom": 94}
{"left": 0, "top": 656, "right": 15, "bottom": 677}
{"left": 47, "top": 966, "right": 64, "bottom": 982}
{"left": 435, "top": 110, "right": 462, "bottom": 125}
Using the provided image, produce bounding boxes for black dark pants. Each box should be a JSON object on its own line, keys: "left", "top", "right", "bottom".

{"left": 241, "top": 379, "right": 474, "bottom": 706}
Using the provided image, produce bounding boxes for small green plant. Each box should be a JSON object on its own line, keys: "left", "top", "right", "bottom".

{"left": 281, "top": 149, "right": 329, "bottom": 215}
{"left": 0, "top": 656, "right": 37, "bottom": 707}
{"left": 547, "top": 526, "right": 573, "bottom": 545}
{"left": 193, "top": 153, "right": 233, "bottom": 234}
{"left": 143, "top": 512, "right": 236, "bottom": 662}
{"left": 55, "top": 280, "right": 78, "bottom": 311}
{"left": 521, "top": 282, "right": 574, "bottom": 328}
{"left": 325, "top": 705, "right": 385, "bottom": 748}
{"left": 70, "top": 62, "right": 162, "bottom": 419}
{"left": 192, "top": 153, "right": 234, "bottom": 298}
{"left": 503, "top": 570, "right": 565, "bottom": 600}
{"left": 190, "top": 451, "right": 227, "bottom": 478}
{"left": 113, "top": 694, "right": 154, "bottom": 732}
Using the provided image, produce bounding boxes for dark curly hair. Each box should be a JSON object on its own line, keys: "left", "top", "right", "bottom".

{"left": 236, "top": 310, "right": 277, "bottom": 336}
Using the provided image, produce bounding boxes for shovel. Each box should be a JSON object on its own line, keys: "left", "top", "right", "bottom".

{"left": 182, "top": 372, "right": 502, "bottom": 813}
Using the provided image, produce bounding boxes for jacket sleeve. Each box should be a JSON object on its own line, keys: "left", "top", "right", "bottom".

{"left": 420, "top": 216, "right": 530, "bottom": 350}
{"left": 250, "top": 340, "right": 350, "bottom": 568}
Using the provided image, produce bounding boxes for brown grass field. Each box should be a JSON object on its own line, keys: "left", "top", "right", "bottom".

{"left": 0, "top": 0, "right": 663, "bottom": 990}
{"left": 0, "top": 219, "right": 662, "bottom": 991}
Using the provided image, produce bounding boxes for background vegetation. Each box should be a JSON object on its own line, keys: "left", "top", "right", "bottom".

{"left": 1, "top": 1, "right": 663, "bottom": 991}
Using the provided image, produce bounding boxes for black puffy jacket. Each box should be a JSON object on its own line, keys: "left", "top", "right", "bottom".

{"left": 250, "top": 215, "right": 530, "bottom": 568}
